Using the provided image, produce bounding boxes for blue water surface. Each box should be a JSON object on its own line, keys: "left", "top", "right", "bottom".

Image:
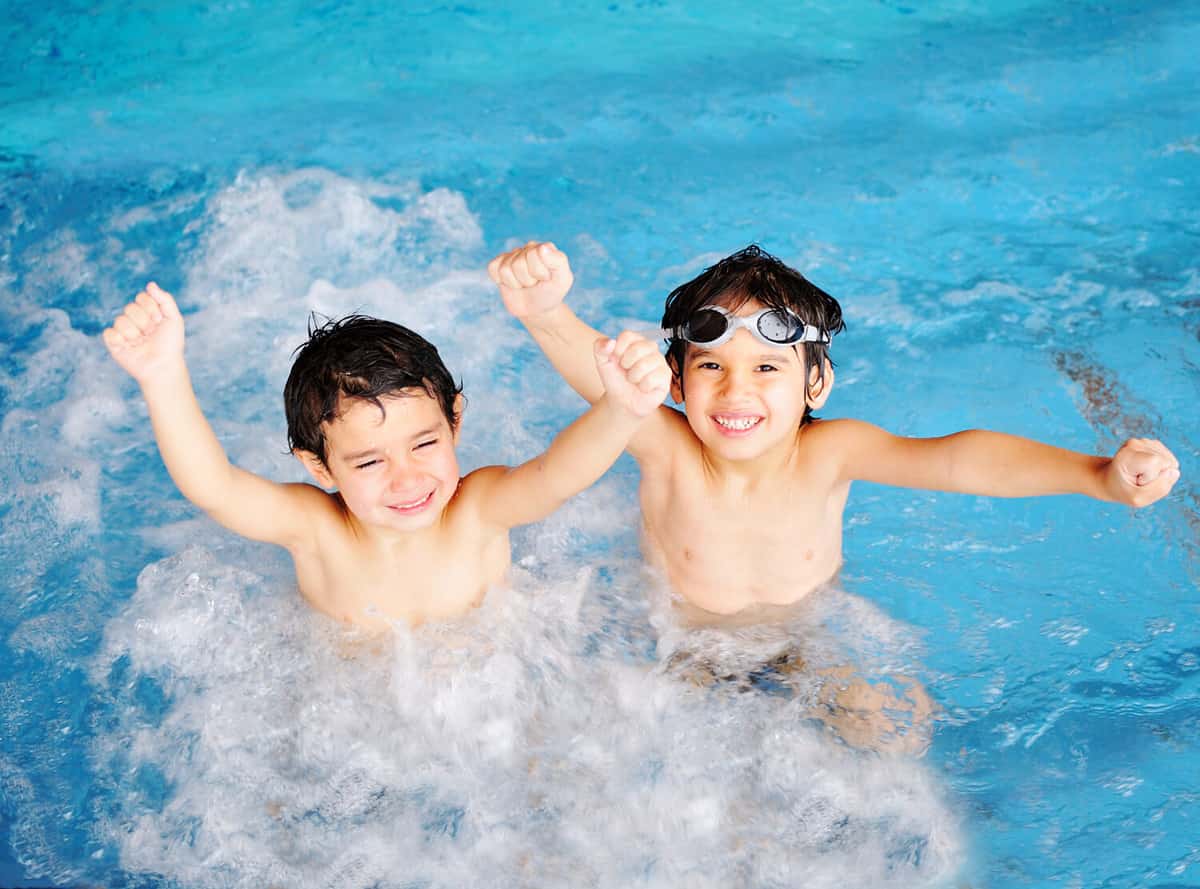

{"left": 2, "top": 1, "right": 1198, "bottom": 887}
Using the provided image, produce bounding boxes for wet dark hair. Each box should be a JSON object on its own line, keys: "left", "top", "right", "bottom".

{"left": 661, "top": 244, "right": 846, "bottom": 425}
{"left": 284, "top": 315, "right": 463, "bottom": 465}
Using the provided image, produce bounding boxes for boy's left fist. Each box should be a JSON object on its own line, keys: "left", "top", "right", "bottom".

{"left": 594, "top": 331, "right": 671, "bottom": 418}
{"left": 1105, "top": 438, "right": 1180, "bottom": 507}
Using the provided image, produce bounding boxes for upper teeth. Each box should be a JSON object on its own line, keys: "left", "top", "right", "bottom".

{"left": 397, "top": 492, "right": 432, "bottom": 509}
{"left": 715, "top": 416, "right": 759, "bottom": 430}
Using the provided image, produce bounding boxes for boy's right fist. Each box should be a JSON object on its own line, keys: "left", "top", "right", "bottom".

{"left": 488, "top": 241, "right": 573, "bottom": 319}
{"left": 594, "top": 331, "right": 671, "bottom": 419}
{"left": 102, "top": 282, "right": 186, "bottom": 384}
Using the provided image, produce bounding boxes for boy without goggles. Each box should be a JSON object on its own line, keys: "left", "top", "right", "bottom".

{"left": 103, "top": 281, "right": 671, "bottom": 629}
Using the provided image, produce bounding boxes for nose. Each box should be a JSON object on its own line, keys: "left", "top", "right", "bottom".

{"left": 387, "top": 461, "right": 423, "bottom": 492}
{"left": 716, "top": 364, "right": 752, "bottom": 399}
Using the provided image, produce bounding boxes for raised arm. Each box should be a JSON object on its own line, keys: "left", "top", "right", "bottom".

{"left": 474, "top": 331, "right": 672, "bottom": 530}
{"left": 489, "top": 241, "right": 608, "bottom": 403}
{"left": 829, "top": 420, "right": 1180, "bottom": 507}
{"left": 489, "top": 241, "right": 686, "bottom": 462}
{"left": 103, "top": 283, "right": 319, "bottom": 546}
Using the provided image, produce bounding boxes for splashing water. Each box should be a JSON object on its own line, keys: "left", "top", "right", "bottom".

{"left": 89, "top": 549, "right": 961, "bottom": 889}
{"left": 3, "top": 3, "right": 1197, "bottom": 886}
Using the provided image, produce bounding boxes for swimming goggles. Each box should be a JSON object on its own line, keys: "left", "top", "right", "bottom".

{"left": 666, "top": 305, "right": 830, "bottom": 347}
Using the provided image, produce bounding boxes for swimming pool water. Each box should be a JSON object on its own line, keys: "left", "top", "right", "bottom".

{"left": 1, "top": 1, "right": 1197, "bottom": 886}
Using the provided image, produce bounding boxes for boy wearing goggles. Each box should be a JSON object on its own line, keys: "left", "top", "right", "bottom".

{"left": 491, "top": 242, "right": 1181, "bottom": 620}
{"left": 103, "top": 282, "right": 671, "bottom": 629}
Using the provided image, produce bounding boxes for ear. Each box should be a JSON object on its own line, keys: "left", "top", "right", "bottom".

{"left": 451, "top": 393, "right": 465, "bottom": 445}
{"left": 806, "top": 359, "right": 834, "bottom": 410}
{"left": 667, "top": 354, "right": 685, "bottom": 405}
{"left": 294, "top": 449, "right": 335, "bottom": 489}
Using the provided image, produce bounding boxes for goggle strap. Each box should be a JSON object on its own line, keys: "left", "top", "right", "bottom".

{"left": 639, "top": 326, "right": 673, "bottom": 341}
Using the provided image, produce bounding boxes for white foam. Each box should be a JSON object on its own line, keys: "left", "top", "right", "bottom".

{"left": 1160, "top": 136, "right": 1199, "bottom": 156}
{"left": 184, "top": 168, "right": 480, "bottom": 307}
{"left": 21, "top": 230, "right": 96, "bottom": 294}
{"left": 87, "top": 545, "right": 962, "bottom": 888}
{"left": 844, "top": 280, "right": 920, "bottom": 329}
{"left": 0, "top": 306, "right": 107, "bottom": 535}
{"left": 1107, "top": 288, "right": 1160, "bottom": 310}
{"left": 0, "top": 168, "right": 963, "bottom": 886}
{"left": 399, "top": 187, "right": 484, "bottom": 251}
{"left": 942, "top": 280, "right": 1024, "bottom": 307}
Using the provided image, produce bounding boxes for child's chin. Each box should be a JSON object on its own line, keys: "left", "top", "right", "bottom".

{"left": 393, "top": 508, "right": 438, "bottom": 523}
{"left": 377, "top": 501, "right": 442, "bottom": 529}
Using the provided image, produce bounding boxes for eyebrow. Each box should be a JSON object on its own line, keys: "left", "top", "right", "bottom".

{"left": 338, "top": 425, "right": 444, "bottom": 462}
{"left": 340, "top": 447, "right": 380, "bottom": 463}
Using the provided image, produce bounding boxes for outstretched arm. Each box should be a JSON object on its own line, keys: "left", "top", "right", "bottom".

{"left": 475, "top": 331, "right": 672, "bottom": 529}
{"left": 103, "top": 284, "right": 317, "bottom": 546}
{"left": 831, "top": 420, "right": 1180, "bottom": 507}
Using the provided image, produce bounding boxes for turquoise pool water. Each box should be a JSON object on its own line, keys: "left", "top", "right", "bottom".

{"left": 1, "top": 2, "right": 1197, "bottom": 886}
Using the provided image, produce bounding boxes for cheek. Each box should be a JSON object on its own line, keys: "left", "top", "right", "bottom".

{"left": 679, "top": 374, "right": 710, "bottom": 402}
{"left": 682, "top": 401, "right": 713, "bottom": 435}
{"left": 430, "top": 447, "right": 461, "bottom": 481}
{"left": 680, "top": 382, "right": 717, "bottom": 421}
{"left": 336, "top": 475, "right": 376, "bottom": 506}
{"left": 768, "top": 386, "right": 808, "bottom": 416}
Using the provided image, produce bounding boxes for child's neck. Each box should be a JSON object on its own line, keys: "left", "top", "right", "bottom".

{"left": 699, "top": 432, "right": 804, "bottom": 492}
{"left": 347, "top": 509, "right": 448, "bottom": 552}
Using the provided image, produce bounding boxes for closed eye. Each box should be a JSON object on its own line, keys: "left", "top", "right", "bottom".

{"left": 415, "top": 439, "right": 438, "bottom": 449}
{"left": 355, "top": 459, "right": 380, "bottom": 470}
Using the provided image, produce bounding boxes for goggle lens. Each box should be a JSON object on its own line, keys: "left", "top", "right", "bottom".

{"left": 663, "top": 306, "right": 829, "bottom": 348}
{"left": 756, "top": 309, "right": 800, "bottom": 344}
{"left": 685, "top": 308, "right": 730, "bottom": 343}
{"left": 680, "top": 306, "right": 813, "bottom": 346}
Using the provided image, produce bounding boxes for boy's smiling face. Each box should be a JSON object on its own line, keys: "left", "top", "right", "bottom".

{"left": 300, "top": 389, "right": 463, "bottom": 533}
{"left": 671, "top": 300, "right": 830, "bottom": 462}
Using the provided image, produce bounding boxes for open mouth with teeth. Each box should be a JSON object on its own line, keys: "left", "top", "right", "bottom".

{"left": 712, "top": 414, "right": 763, "bottom": 435}
{"left": 387, "top": 490, "right": 435, "bottom": 514}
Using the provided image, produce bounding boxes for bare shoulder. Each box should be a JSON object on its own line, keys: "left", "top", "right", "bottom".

{"left": 443, "top": 466, "right": 508, "bottom": 519}
{"left": 629, "top": 404, "right": 697, "bottom": 469}
{"left": 281, "top": 480, "right": 345, "bottom": 511}
{"left": 800, "top": 418, "right": 891, "bottom": 475}
{"left": 277, "top": 481, "right": 358, "bottom": 540}
{"left": 456, "top": 465, "right": 507, "bottom": 494}
{"left": 806, "top": 417, "right": 889, "bottom": 446}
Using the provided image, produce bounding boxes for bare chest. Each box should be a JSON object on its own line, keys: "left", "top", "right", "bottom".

{"left": 640, "top": 475, "right": 847, "bottom": 614}
{"left": 293, "top": 527, "right": 510, "bottom": 629}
